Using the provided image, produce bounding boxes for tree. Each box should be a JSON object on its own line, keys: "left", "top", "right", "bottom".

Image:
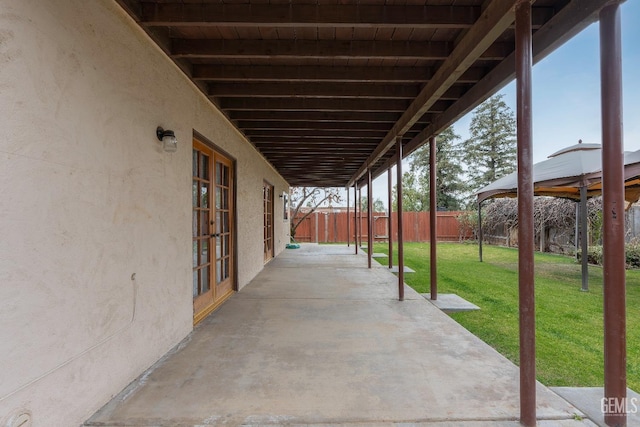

{"left": 289, "top": 187, "right": 341, "bottom": 241}
{"left": 360, "top": 196, "right": 386, "bottom": 213}
{"left": 407, "top": 126, "right": 465, "bottom": 210}
{"left": 463, "top": 94, "right": 517, "bottom": 193}
{"left": 392, "top": 172, "right": 428, "bottom": 212}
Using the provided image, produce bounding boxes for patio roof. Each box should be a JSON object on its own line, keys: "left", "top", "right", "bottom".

{"left": 115, "top": 0, "right": 612, "bottom": 187}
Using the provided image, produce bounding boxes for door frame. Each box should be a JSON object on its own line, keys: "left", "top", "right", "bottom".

{"left": 192, "top": 131, "right": 238, "bottom": 325}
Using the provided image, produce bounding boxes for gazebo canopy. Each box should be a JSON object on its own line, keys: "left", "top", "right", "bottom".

{"left": 476, "top": 143, "right": 640, "bottom": 204}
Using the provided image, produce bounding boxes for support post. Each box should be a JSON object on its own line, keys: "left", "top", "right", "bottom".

{"left": 315, "top": 211, "right": 319, "bottom": 243}
{"left": 396, "top": 136, "right": 405, "bottom": 301}
{"left": 358, "top": 186, "right": 363, "bottom": 248}
{"left": 354, "top": 184, "right": 359, "bottom": 254}
{"left": 429, "top": 135, "right": 438, "bottom": 300}
{"left": 478, "top": 201, "right": 483, "bottom": 262}
{"left": 347, "top": 187, "right": 350, "bottom": 248}
{"left": 367, "top": 168, "right": 373, "bottom": 269}
{"left": 580, "top": 186, "right": 589, "bottom": 292}
{"left": 575, "top": 202, "right": 580, "bottom": 261}
{"left": 388, "top": 168, "right": 394, "bottom": 269}
{"left": 600, "top": 3, "right": 627, "bottom": 426}
{"left": 515, "top": 2, "right": 536, "bottom": 425}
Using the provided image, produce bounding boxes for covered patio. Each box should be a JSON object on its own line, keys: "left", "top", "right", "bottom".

{"left": 1, "top": 1, "right": 630, "bottom": 426}
{"left": 87, "top": 244, "right": 589, "bottom": 426}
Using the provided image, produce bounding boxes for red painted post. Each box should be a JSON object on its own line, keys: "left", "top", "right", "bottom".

{"left": 345, "top": 188, "right": 350, "bottom": 247}
{"left": 515, "top": 2, "right": 536, "bottom": 426}
{"left": 354, "top": 184, "right": 359, "bottom": 254}
{"left": 367, "top": 168, "right": 373, "bottom": 269}
{"left": 396, "top": 136, "right": 405, "bottom": 301}
{"left": 429, "top": 135, "right": 438, "bottom": 300}
{"left": 388, "top": 168, "right": 394, "bottom": 269}
{"left": 600, "top": 3, "right": 627, "bottom": 426}
{"left": 358, "top": 186, "right": 363, "bottom": 248}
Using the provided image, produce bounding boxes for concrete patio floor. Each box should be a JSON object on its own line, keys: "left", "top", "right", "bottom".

{"left": 86, "top": 244, "right": 593, "bottom": 426}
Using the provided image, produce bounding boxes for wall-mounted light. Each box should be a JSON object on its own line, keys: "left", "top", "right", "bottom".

{"left": 156, "top": 126, "right": 178, "bottom": 153}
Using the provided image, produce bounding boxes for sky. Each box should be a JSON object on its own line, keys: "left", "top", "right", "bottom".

{"left": 364, "top": 1, "right": 640, "bottom": 209}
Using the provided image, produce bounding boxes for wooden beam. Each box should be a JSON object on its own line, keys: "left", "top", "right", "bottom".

{"left": 228, "top": 111, "right": 431, "bottom": 123}
{"left": 249, "top": 136, "right": 382, "bottom": 144}
{"left": 218, "top": 98, "right": 415, "bottom": 112}
{"left": 210, "top": 82, "right": 421, "bottom": 99}
{"left": 246, "top": 129, "right": 388, "bottom": 139}
{"left": 237, "top": 121, "right": 393, "bottom": 131}
{"left": 172, "top": 39, "right": 510, "bottom": 60}
{"left": 193, "top": 65, "right": 487, "bottom": 84}
{"left": 196, "top": 64, "right": 431, "bottom": 82}
{"left": 348, "top": 0, "right": 518, "bottom": 187}
{"left": 142, "top": 4, "right": 481, "bottom": 28}
{"left": 141, "top": 4, "right": 553, "bottom": 28}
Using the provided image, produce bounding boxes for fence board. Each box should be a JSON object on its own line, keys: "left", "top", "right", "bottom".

{"left": 292, "top": 211, "right": 471, "bottom": 243}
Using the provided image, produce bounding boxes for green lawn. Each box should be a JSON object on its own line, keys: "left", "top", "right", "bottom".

{"left": 372, "top": 242, "right": 640, "bottom": 391}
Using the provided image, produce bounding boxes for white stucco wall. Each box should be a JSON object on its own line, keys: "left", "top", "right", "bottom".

{"left": 0, "top": 0, "right": 289, "bottom": 425}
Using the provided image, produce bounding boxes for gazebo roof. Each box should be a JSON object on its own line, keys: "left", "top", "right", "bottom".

{"left": 476, "top": 144, "right": 640, "bottom": 203}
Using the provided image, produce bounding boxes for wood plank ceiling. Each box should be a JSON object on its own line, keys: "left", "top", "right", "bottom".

{"left": 115, "top": 0, "right": 612, "bottom": 187}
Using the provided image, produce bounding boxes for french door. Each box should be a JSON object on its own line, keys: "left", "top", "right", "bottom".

{"left": 193, "top": 139, "right": 235, "bottom": 324}
{"left": 263, "top": 182, "right": 274, "bottom": 262}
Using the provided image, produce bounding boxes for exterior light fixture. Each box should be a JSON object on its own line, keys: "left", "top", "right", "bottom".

{"left": 156, "top": 126, "right": 178, "bottom": 153}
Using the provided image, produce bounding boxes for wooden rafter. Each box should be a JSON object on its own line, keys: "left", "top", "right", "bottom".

{"left": 172, "top": 39, "right": 509, "bottom": 60}
{"left": 193, "top": 65, "right": 486, "bottom": 83}
{"left": 140, "top": 3, "right": 552, "bottom": 29}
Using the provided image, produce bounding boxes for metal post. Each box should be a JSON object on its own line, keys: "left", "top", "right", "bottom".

{"left": 388, "top": 167, "right": 394, "bottom": 269}
{"left": 347, "top": 187, "right": 350, "bottom": 247}
{"left": 515, "top": 2, "right": 536, "bottom": 425}
{"left": 354, "top": 184, "right": 359, "bottom": 254}
{"left": 575, "top": 202, "right": 580, "bottom": 261}
{"left": 478, "top": 201, "right": 483, "bottom": 262}
{"left": 367, "top": 168, "right": 373, "bottom": 269}
{"left": 429, "top": 135, "right": 438, "bottom": 300}
{"left": 324, "top": 212, "right": 329, "bottom": 243}
{"left": 580, "top": 186, "right": 589, "bottom": 292}
{"left": 358, "top": 186, "right": 363, "bottom": 248}
{"left": 396, "top": 136, "right": 405, "bottom": 301}
{"left": 600, "top": 3, "right": 627, "bottom": 426}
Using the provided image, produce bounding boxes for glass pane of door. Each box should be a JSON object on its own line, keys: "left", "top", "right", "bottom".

{"left": 192, "top": 143, "right": 214, "bottom": 317}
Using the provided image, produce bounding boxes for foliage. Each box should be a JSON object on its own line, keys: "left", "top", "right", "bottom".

{"left": 580, "top": 241, "right": 640, "bottom": 269}
{"left": 372, "top": 242, "right": 640, "bottom": 391}
{"left": 406, "top": 127, "right": 466, "bottom": 210}
{"left": 457, "top": 210, "right": 479, "bottom": 241}
{"left": 289, "top": 187, "right": 341, "bottom": 241}
{"left": 360, "top": 196, "right": 386, "bottom": 213}
{"left": 462, "top": 94, "right": 517, "bottom": 194}
{"left": 392, "top": 172, "right": 428, "bottom": 212}
{"left": 481, "top": 197, "right": 604, "bottom": 252}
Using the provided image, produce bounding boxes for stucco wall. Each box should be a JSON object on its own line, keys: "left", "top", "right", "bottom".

{"left": 0, "top": 0, "right": 289, "bottom": 425}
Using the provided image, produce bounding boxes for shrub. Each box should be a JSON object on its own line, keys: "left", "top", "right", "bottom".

{"left": 578, "top": 243, "right": 640, "bottom": 269}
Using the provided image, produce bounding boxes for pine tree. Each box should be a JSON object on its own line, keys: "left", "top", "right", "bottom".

{"left": 463, "top": 94, "right": 517, "bottom": 192}
{"left": 407, "top": 126, "right": 465, "bottom": 210}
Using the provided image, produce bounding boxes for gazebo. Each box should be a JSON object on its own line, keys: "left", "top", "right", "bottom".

{"left": 476, "top": 142, "right": 640, "bottom": 291}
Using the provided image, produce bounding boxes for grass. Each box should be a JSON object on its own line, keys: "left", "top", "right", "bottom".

{"left": 372, "top": 241, "right": 640, "bottom": 391}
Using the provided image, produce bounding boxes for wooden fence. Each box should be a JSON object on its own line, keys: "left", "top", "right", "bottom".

{"left": 292, "top": 211, "right": 471, "bottom": 243}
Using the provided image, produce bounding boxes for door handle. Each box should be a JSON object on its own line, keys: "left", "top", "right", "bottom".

{"left": 207, "top": 233, "right": 221, "bottom": 238}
